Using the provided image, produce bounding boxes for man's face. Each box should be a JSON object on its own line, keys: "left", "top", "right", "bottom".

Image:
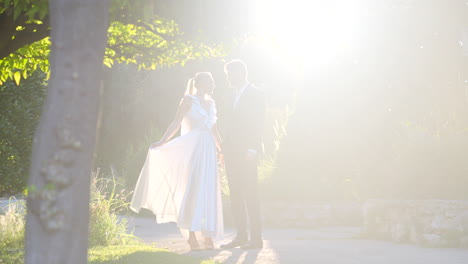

{"left": 226, "top": 69, "right": 242, "bottom": 87}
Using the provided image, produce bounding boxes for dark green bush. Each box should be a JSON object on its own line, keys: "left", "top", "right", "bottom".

{"left": 0, "top": 72, "right": 47, "bottom": 196}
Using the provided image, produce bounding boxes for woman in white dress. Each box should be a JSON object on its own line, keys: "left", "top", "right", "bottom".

{"left": 130, "top": 72, "right": 224, "bottom": 250}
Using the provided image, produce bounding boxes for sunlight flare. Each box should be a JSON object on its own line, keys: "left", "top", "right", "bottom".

{"left": 253, "top": 0, "right": 361, "bottom": 65}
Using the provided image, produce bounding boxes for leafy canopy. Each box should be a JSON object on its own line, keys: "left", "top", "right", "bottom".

{"left": 0, "top": 0, "right": 229, "bottom": 85}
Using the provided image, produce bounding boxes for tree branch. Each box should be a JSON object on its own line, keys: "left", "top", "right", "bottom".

{"left": 0, "top": 14, "right": 50, "bottom": 60}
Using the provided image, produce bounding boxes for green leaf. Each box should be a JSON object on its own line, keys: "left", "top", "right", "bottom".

{"left": 13, "top": 71, "right": 21, "bottom": 85}
{"left": 13, "top": 5, "right": 22, "bottom": 21}
{"left": 103, "top": 58, "right": 114, "bottom": 68}
{"left": 39, "top": 5, "right": 47, "bottom": 20}
{"left": 3, "top": 0, "right": 12, "bottom": 10}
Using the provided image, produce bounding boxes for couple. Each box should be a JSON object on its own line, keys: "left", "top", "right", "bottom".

{"left": 130, "top": 59, "right": 266, "bottom": 250}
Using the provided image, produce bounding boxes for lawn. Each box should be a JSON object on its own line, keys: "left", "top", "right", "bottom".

{"left": 0, "top": 243, "right": 216, "bottom": 264}
{"left": 89, "top": 243, "right": 215, "bottom": 264}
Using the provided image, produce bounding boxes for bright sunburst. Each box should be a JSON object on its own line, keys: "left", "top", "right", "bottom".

{"left": 252, "top": 0, "right": 361, "bottom": 66}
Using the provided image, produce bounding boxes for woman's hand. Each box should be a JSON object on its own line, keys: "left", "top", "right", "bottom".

{"left": 218, "top": 152, "right": 225, "bottom": 167}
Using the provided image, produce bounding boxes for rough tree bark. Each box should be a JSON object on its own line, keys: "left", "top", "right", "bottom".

{"left": 25, "top": 1, "right": 109, "bottom": 263}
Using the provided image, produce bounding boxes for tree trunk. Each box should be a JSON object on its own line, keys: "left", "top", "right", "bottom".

{"left": 25, "top": 1, "right": 109, "bottom": 263}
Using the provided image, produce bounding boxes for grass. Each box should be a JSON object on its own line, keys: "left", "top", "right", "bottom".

{"left": 0, "top": 246, "right": 23, "bottom": 264}
{"left": 0, "top": 199, "right": 25, "bottom": 264}
{"left": 0, "top": 175, "right": 216, "bottom": 264}
{"left": 89, "top": 169, "right": 135, "bottom": 247}
{"left": 89, "top": 243, "right": 216, "bottom": 264}
{"left": 0, "top": 242, "right": 216, "bottom": 264}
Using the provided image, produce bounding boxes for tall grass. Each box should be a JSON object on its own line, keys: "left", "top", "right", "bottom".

{"left": 89, "top": 168, "right": 135, "bottom": 247}
{"left": 0, "top": 169, "right": 136, "bottom": 264}
{"left": 0, "top": 198, "right": 25, "bottom": 264}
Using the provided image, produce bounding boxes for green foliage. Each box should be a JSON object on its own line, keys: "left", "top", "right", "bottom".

{"left": 88, "top": 244, "right": 216, "bottom": 264}
{"left": 0, "top": 196, "right": 213, "bottom": 264}
{"left": 106, "top": 20, "right": 225, "bottom": 70}
{"left": 0, "top": 0, "right": 145, "bottom": 25}
{"left": 0, "top": 202, "right": 212, "bottom": 264}
{"left": 0, "top": 0, "right": 50, "bottom": 85}
{"left": 258, "top": 105, "right": 294, "bottom": 200}
{"left": 0, "top": 18, "right": 226, "bottom": 85}
{"left": 0, "top": 171, "right": 137, "bottom": 264}
{"left": 0, "top": 71, "right": 47, "bottom": 196}
{"left": 108, "top": 0, "right": 160, "bottom": 24}
{"left": 95, "top": 64, "right": 165, "bottom": 190}
{"left": 89, "top": 169, "right": 135, "bottom": 247}
{"left": 0, "top": 0, "right": 48, "bottom": 21}
{"left": 0, "top": 37, "right": 50, "bottom": 85}
{"left": 0, "top": 199, "right": 25, "bottom": 264}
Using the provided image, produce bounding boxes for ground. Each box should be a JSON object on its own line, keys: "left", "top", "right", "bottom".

{"left": 127, "top": 217, "right": 468, "bottom": 264}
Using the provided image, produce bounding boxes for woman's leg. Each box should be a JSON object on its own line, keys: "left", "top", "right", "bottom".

{"left": 189, "top": 231, "right": 196, "bottom": 241}
{"left": 204, "top": 235, "right": 214, "bottom": 250}
{"left": 188, "top": 231, "right": 200, "bottom": 250}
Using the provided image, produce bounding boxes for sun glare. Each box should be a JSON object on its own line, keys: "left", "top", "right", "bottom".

{"left": 253, "top": 0, "right": 361, "bottom": 67}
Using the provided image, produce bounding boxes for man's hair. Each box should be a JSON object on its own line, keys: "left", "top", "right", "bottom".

{"left": 224, "top": 59, "right": 248, "bottom": 78}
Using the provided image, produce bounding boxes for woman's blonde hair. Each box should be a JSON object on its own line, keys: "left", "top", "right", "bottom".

{"left": 185, "top": 72, "right": 213, "bottom": 96}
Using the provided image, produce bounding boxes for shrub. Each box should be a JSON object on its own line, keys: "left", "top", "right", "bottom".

{"left": 96, "top": 64, "right": 170, "bottom": 191}
{"left": 89, "top": 169, "right": 135, "bottom": 247}
{"left": 0, "top": 199, "right": 25, "bottom": 264}
{"left": 0, "top": 72, "right": 47, "bottom": 196}
{"left": 0, "top": 170, "right": 136, "bottom": 264}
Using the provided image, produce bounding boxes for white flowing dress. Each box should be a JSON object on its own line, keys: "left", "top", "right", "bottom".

{"left": 130, "top": 95, "right": 223, "bottom": 240}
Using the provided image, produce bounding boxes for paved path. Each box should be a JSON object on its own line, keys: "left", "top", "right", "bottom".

{"left": 0, "top": 198, "right": 25, "bottom": 214}
{"left": 127, "top": 217, "right": 468, "bottom": 264}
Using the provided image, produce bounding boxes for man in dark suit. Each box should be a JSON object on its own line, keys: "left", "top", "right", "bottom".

{"left": 220, "top": 59, "right": 266, "bottom": 249}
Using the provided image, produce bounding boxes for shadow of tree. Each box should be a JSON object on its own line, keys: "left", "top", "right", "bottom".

{"left": 222, "top": 250, "right": 260, "bottom": 264}
{"left": 184, "top": 249, "right": 260, "bottom": 264}
{"left": 90, "top": 250, "right": 209, "bottom": 264}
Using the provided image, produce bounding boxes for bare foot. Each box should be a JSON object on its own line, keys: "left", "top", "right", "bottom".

{"left": 204, "top": 237, "right": 214, "bottom": 250}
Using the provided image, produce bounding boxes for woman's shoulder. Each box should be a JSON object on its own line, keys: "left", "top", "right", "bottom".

{"left": 183, "top": 94, "right": 196, "bottom": 101}
{"left": 206, "top": 96, "right": 216, "bottom": 104}
{"left": 179, "top": 95, "right": 195, "bottom": 109}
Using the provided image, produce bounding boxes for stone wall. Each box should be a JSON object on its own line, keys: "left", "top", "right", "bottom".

{"left": 362, "top": 199, "right": 468, "bottom": 248}
{"left": 259, "top": 199, "right": 468, "bottom": 248}
{"left": 260, "top": 201, "right": 363, "bottom": 228}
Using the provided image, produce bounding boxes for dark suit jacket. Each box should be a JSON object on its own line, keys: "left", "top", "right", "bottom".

{"left": 223, "top": 84, "right": 266, "bottom": 156}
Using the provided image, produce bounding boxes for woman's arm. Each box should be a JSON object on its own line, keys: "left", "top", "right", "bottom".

{"left": 151, "top": 97, "right": 192, "bottom": 148}
{"left": 211, "top": 123, "right": 223, "bottom": 153}
{"left": 211, "top": 123, "right": 224, "bottom": 166}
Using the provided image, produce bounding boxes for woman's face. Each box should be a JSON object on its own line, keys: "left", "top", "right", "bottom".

{"left": 196, "top": 76, "right": 215, "bottom": 95}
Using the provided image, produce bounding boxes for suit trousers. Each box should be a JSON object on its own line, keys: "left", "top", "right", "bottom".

{"left": 225, "top": 151, "right": 262, "bottom": 241}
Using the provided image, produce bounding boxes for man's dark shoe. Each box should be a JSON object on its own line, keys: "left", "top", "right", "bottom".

{"left": 240, "top": 239, "right": 263, "bottom": 249}
{"left": 220, "top": 237, "right": 248, "bottom": 249}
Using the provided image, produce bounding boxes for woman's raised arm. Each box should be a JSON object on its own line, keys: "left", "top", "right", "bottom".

{"left": 151, "top": 96, "right": 192, "bottom": 148}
